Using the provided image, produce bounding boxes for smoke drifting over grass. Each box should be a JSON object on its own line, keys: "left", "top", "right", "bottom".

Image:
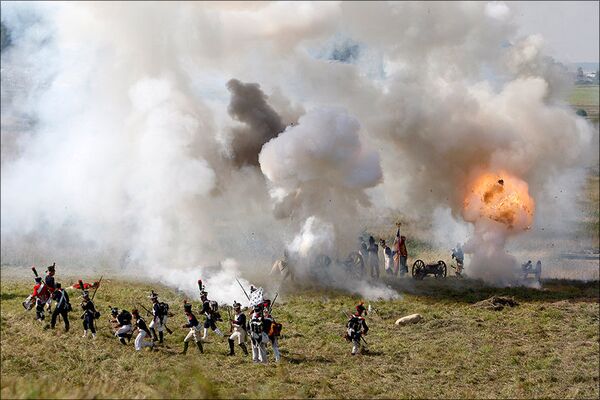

{"left": 1, "top": 2, "right": 596, "bottom": 294}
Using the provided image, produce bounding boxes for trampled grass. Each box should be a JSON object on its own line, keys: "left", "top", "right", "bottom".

{"left": 1, "top": 276, "right": 598, "bottom": 399}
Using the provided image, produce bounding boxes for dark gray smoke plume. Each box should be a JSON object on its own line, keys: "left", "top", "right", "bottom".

{"left": 227, "top": 79, "right": 285, "bottom": 167}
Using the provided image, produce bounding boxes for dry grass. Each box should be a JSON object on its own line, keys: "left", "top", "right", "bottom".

{"left": 1, "top": 277, "right": 598, "bottom": 399}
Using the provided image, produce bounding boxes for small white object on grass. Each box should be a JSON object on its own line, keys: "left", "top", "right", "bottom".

{"left": 395, "top": 313, "right": 422, "bottom": 325}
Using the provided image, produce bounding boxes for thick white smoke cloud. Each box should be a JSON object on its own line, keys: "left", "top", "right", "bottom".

{"left": 1, "top": 2, "right": 596, "bottom": 295}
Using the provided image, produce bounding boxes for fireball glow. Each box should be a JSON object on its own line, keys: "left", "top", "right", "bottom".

{"left": 463, "top": 171, "right": 535, "bottom": 231}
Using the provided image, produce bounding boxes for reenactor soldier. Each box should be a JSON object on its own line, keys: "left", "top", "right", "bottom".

{"left": 131, "top": 309, "right": 155, "bottom": 351}
{"left": 227, "top": 301, "right": 248, "bottom": 356}
{"left": 50, "top": 283, "right": 71, "bottom": 331}
{"left": 451, "top": 244, "right": 464, "bottom": 276}
{"left": 367, "top": 236, "right": 380, "bottom": 279}
{"left": 346, "top": 303, "right": 369, "bottom": 355}
{"left": 148, "top": 291, "right": 169, "bottom": 344}
{"left": 44, "top": 263, "right": 57, "bottom": 293}
{"left": 32, "top": 277, "right": 51, "bottom": 322}
{"left": 81, "top": 290, "right": 98, "bottom": 338}
{"left": 262, "top": 301, "right": 282, "bottom": 362}
{"left": 181, "top": 302, "right": 203, "bottom": 354}
{"left": 249, "top": 304, "right": 268, "bottom": 363}
{"left": 110, "top": 307, "right": 133, "bottom": 345}
{"left": 200, "top": 291, "right": 224, "bottom": 340}
{"left": 393, "top": 224, "right": 408, "bottom": 276}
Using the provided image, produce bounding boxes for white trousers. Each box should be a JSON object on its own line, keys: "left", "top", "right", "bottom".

{"left": 252, "top": 333, "right": 268, "bottom": 363}
{"left": 115, "top": 324, "right": 132, "bottom": 336}
{"left": 149, "top": 315, "right": 168, "bottom": 332}
{"left": 135, "top": 330, "right": 154, "bottom": 351}
{"left": 202, "top": 327, "right": 223, "bottom": 340}
{"left": 229, "top": 328, "right": 246, "bottom": 344}
{"left": 184, "top": 326, "right": 201, "bottom": 343}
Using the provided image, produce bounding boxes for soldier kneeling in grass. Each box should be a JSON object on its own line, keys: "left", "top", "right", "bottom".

{"left": 110, "top": 307, "right": 133, "bottom": 345}
{"left": 131, "top": 309, "right": 155, "bottom": 351}
{"left": 181, "top": 301, "right": 203, "bottom": 355}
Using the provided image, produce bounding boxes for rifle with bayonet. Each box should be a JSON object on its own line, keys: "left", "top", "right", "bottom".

{"left": 235, "top": 278, "right": 250, "bottom": 301}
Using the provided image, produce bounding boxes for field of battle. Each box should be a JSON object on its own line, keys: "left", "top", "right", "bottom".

{"left": 1, "top": 2, "right": 599, "bottom": 399}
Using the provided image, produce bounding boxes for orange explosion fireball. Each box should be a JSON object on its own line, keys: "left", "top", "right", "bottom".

{"left": 463, "top": 171, "right": 535, "bottom": 230}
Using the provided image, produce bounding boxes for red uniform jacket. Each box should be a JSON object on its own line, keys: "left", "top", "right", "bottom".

{"left": 33, "top": 283, "right": 50, "bottom": 303}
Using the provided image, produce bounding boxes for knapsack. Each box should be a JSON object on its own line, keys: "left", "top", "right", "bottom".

{"left": 251, "top": 317, "right": 263, "bottom": 335}
{"left": 157, "top": 302, "right": 169, "bottom": 316}
{"left": 119, "top": 310, "right": 132, "bottom": 325}
{"left": 209, "top": 300, "right": 218, "bottom": 313}
{"left": 348, "top": 316, "right": 361, "bottom": 332}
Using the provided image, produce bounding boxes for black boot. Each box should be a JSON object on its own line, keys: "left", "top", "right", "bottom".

{"left": 181, "top": 341, "right": 189, "bottom": 355}
{"left": 119, "top": 337, "right": 127, "bottom": 345}
{"left": 240, "top": 343, "right": 249, "bottom": 355}
{"left": 228, "top": 339, "right": 235, "bottom": 356}
{"left": 150, "top": 328, "right": 158, "bottom": 342}
{"left": 196, "top": 340, "right": 204, "bottom": 353}
{"left": 159, "top": 331, "right": 164, "bottom": 344}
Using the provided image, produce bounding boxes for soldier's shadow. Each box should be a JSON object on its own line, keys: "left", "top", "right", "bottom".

{"left": 361, "top": 350, "right": 383, "bottom": 357}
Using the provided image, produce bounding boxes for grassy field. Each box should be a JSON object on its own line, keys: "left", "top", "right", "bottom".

{"left": 569, "top": 85, "right": 599, "bottom": 121}
{"left": 1, "top": 277, "right": 598, "bottom": 399}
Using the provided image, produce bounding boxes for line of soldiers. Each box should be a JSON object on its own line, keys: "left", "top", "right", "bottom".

{"left": 25, "top": 264, "right": 370, "bottom": 358}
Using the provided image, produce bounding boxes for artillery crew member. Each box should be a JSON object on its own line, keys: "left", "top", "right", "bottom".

{"left": 32, "top": 277, "right": 51, "bottom": 321}
{"left": 228, "top": 301, "right": 248, "bottom": 356}
{"left": 181, "top": 302, "right": 203, "bottom": 354}
{"left": 346, "top": 303, "right": 369, "bottom": 355}
{"left": 367, "top": 236, "right": 380, "bottom": 279}
{"left": 262, "top": 301, "right": 281, "bottom": 362}
{"left": 148, "top": 291, "right": 169, "bottom": 344}
{"left": 393, "top": 224, "right": 408, "bottom": 276}
{"left": 50, "top": 283, "right": 71, "bottom": 331}
{"left": 451, "top": 244, "right": 464, "bottom": 276}
{"left": 110, "top": 307, "right": 133, "bottom": 345}
{"left": 132, "top": 309, "right": 155, "bottom": 351}
{"left": 380, "top": 239, "right": 394, "bottom": 276}
{"left": 249, "top": 304, "right": 268, "bottom": 363}
{"left": 200, "top": 291, "right": 224, "bottom": 340}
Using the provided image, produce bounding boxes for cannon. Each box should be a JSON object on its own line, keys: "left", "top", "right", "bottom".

{"left": 412, "top": 259, "right": 447, "bottom": 280}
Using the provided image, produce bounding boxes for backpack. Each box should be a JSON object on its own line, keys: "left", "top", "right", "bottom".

{"left": 348, "top": 316, "right": 361, "bottom": 332}
{"left": 157, "top": 302, "right": 169, "bottom": 316}
{"left": 119, "top": 310, "right": 132, "bottom": 325}
{"left": 209, "top": 300, "right": 219, "bottom": 313}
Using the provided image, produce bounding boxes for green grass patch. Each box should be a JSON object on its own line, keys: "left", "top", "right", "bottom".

{"left": 1, "top": 277, "right": 598, "bottom": 399}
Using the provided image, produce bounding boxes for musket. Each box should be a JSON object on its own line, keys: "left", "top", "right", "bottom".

{"left": 226, "top": 305, "right": 233, "bottom": 333}
{"left": 235, "top": 278, "right": 250, "bottom": 301}
{"left": 91, "top": 275, "right": 103, "bottom": 301}
{"left": 268, "top": 292, "right": 279, "bottom": 314}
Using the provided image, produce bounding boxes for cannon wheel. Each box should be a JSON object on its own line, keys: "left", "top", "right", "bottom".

{"left": 435, "top": 260, "right": 447, "bottom": 278}
{"left": 412, "top": 259, "right": 425, "bottom": 279}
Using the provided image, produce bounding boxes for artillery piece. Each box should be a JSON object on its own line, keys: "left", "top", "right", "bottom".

{"left": 412, "top": 259, "right": 447, "bottom": 280}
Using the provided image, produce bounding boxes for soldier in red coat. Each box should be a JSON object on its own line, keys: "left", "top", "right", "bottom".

{"left": 32, "top": 277, "right": 51, "bottom": 321}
